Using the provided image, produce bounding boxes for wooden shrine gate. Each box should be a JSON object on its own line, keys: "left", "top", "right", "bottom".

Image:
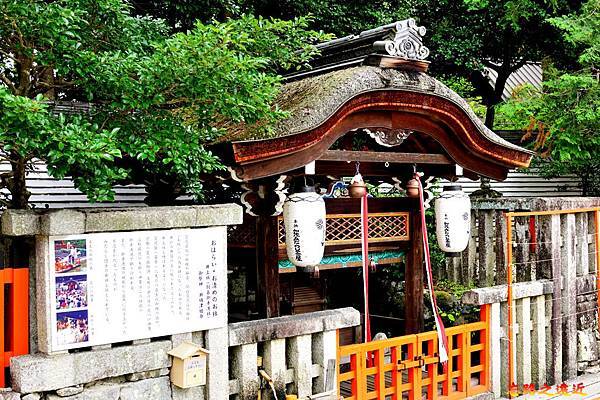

{"left": 337, "top": 305, "right": 490, "bottom": 400}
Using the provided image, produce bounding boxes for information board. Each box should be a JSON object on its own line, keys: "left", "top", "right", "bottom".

{"left": 47, "top": 227, "right": 226, "bottom": 352}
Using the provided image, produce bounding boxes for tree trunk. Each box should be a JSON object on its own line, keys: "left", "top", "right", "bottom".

{"left": 484, "top": 68, "right": 510, "bottom": 129}
{"left": 144, "top": 178, "right": 182, "bottom": 206}
{"left": 8, "top": 154, "right": 30, "bottom": 209}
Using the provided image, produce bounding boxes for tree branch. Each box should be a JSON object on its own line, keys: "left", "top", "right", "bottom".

{"left": 0, "top": 48, "right": 19, "bottom": 64}
{"left": 0, "top": 72, "right": 16, "bottom": 92}
{"left": 481, "top": 59, "right": 501, "bottom": 72}
{"left": 510, "top": 56, "right": 528, "bottom": 72}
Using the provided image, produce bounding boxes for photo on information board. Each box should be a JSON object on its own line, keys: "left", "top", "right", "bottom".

{"left": 55, "top": 275, "right": 88, "bottom": 310}
{"left": 54, "top": 239, "right": 87, "bottom": 274}
{"left": 56, "top": 310, "right": 89, "bottom": 345}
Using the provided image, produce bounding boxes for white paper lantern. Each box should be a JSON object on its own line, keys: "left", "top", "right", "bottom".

{"left": 435, "top": 185, "right": 471, "bottom": 255}
{"left": 283, "top": 186, "right": 326, "bottom": 267}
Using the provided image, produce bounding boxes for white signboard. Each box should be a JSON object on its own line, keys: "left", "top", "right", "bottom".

{"left": 47, "top": 227, "right": 226, "bottom": 352}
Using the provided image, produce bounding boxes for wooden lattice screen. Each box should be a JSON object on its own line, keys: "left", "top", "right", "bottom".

{"left": 227, "top": 223, "right": 256, "bottom": 248}
{"left": 277, "top": 212, "right": 410, "bottom": 248}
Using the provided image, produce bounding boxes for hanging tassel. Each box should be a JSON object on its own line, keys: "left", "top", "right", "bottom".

{"left": 360, "top": 193, "right": 372, "bottom": 343}
{"left": 415, "top": 173, "right": 449, "bottom": 368}
{"left": 313, "top": 265, "right": 320, "bottom": 278}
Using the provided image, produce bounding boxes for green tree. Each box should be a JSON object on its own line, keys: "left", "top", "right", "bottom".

{"left": 0, "top": 0, "right": 163, "bottom": 208}
{"left": 132, "top": 0, "right": 413, "bottom": 35}
{"left": 1, "top": 0, "right": 327, "bottom": 208}
{"left": 411, "top": 0, "right": 580, "bottom": 128}
{"left": 497, "top": 0, "right": 600, "bottom": 195}
{"left": 139, "top": 0, "right": 580, "bottom": 129}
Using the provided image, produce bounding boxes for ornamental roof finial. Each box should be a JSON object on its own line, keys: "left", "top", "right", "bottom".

{"left": 373, "top": 18, "right": 429, "bottom": 61}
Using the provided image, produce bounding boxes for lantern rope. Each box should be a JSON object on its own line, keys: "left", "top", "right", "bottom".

{"left": 360, "top": 193, "right": 372, "bottom": 342}
{"left": 415, "top": 172, "right": 449, "bottom": 366}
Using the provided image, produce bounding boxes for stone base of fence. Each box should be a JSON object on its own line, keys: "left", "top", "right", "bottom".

{"left": 463, "top": 277, "right": 600, "bottom": 398}
{"left": 8, "top": 308, "right": 359, "bottom": 400}
{"left": 1, "top": 205, "right": 360, "bottom": 400}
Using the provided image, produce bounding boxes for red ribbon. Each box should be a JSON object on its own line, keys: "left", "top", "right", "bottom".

{"left": 415, "top": 174, "right": 449, "bottom": 367}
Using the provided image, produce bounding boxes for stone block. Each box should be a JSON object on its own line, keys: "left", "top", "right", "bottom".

{"left": 56, "top": 385, "right": 83, "bottom": 396}
{"left": 229, "top": 307, "right": 360, "bottom": 346}
{"left": 231, "top": 343, "right": 259, "bottom": 400}
{"left": 171, "top": 385, "right": 205, "bottom": 400}
{"left": 461, "top": 280, "right": 553, "bottom": 306}
{"left": 171, "top": 332, "right": 193, "bottom": 348}
{"left": 82, "top": 204, "right": 242, "bottom": 233}
{"left": 21, "top": 394, "right": 41, "bottom": 400}
{"left": 46, "top": 384, "right": 120, "bottom": 400}
{"left": 287, "top": 334, "right": 312, "bottom": 398}
{"left": 84, "top": 208, "right": 197, "bottom": 233}
{"left": 0, "top": 210, "right": 39, "bottom": 236}
{"left": 0, "top": 391, "right": 20, "bottom": 400}
{"left": 205, "top": 327, "right": 229, "bottom": 400}
{"left": 11, "top": 341, "right": 171, "bottom": 393}
{"left": 194, "top": 204, "right": 242, "bottom": 227}
{"left": 125, "top": 369, "right": 165, "bottom": 382}
{"left": 464, "top": 393, "right": 494, "bottom": 400}
{"left": 577, "top": 275, "right": 596, "bottom": 296}
{"left": 578, "top": 330, "right": 598, "bottom": 362}
{"left": 120, "top": 376, "right": 171, "bottom": 400}
{"left": 40, "top": 209, "right": 86, "bottom": 235}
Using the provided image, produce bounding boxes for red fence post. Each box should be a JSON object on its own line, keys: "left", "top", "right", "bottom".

{"left": 1, "top": 268, "right": 29, "bottom": 388}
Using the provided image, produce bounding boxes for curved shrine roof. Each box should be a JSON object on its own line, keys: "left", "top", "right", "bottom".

{"left": 224, "top": 65, "right": 533, "bottom": 181}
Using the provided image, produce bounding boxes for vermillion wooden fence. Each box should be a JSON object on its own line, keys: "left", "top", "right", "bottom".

{"left": 337, "top": 305, "right": 490, "bottom": 400}
{"left": 0, "top": 268, "right": 29, "bottom": 387}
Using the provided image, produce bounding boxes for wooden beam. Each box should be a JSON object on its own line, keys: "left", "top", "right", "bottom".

{"left": 314, "top": 161, "right": 456, "bottom": 180}
{"left": 255, "top": 215, "right": 281, "bottom": 318}
{"left": 318, "top": 150, "right": 452, "bottom": 165}
{"left": 405, "top": 209, "right": 424, "bottom": 334}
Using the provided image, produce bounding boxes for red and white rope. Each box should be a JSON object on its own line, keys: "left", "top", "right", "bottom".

{"left": 416, "top": 173, "right": 449, "bottom": 365}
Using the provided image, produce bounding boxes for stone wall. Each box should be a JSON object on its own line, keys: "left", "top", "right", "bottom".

{"left": 443, "top": 197, "right": 600, "bottom": 287}
{"left": 576, "top": 275, "right": 599, "bottom": 373}
{"left": 1, "top": 205, "right": 360, "bottom": 400}
{"left": 2, "top": 205, "right": 241, "bottom": 400}
{"left": 462, "top": 276, "right": 600, "bottom": 398}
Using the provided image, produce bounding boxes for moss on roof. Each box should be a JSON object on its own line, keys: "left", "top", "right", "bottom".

{"left": 218, "top": 65, "right": 528, "bottom": 155}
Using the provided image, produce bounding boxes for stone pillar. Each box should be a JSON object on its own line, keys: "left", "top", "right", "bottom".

{"left": 562, "top": 214, "right": 577, "bottom": 380}
{"left": 232, "top": 343, "right": 259, "bottom": 400}
{"left": 312, "top": 330, "right": 337, "bottom": 392}
{"left": 516, "top": 297, "right": 531, "bottom": 387}
{"left": 530, "top": 294, "right": 546, "bottom": 388}
{"left": 263, "top": 339, "right": 286, "bottom": 399}
{"left": 549, "top": 215, "right": 563, "bottom": 384}
{"left": 287, "top": 334, "right": 312, "bottom": 398}
{"left": 489, "top": 302, "right": 502, "bottom": 398}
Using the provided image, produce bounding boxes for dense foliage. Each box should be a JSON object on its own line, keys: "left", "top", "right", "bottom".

{"left": 1, "top": 0, "right": 595, "bottom": 206}
{"left": 137, "top": 0, "right": 580, "bottom": 130}
{"left": 132, "top": 0, "right": 413, "bottom": 35}
{"left": 412, "top": 0, "right": 580, "bottom": 127}
{"left": 0, "top": 0, "right": 328, "bottom": 208}
{"left": 497, "top": 0, "right": 600, "bottom": 195}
